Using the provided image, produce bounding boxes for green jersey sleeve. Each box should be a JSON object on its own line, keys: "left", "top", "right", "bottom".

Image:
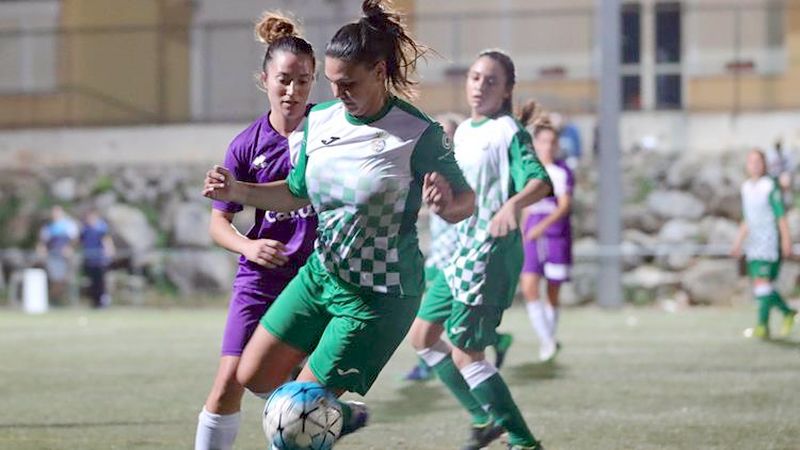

{"left": 411, "top": 123, "right": 471, "bottom": 194}
{"left": 509, "top": 130, "right": 551, "bottom": 194}
{"left": 286, "top": 120, "right": 309, "bottom": 199}
{"left": 769, "top": 177, "right": 785, "bottom": 218}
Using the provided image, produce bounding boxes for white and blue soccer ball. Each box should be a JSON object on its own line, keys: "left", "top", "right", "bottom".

{"left": 263, "top": 381, "right": 343, "bottom": 450}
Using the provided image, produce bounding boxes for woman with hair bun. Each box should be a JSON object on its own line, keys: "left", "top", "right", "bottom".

{"left": 204, "top": 0, "right": 474, "bottom": 443}
{"left": 194, "top": 12, "right": 317, "bottom": 450}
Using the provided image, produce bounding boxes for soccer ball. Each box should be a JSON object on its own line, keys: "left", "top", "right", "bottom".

{"left": 263, "top": 381, "right": 343, "bottom": 450}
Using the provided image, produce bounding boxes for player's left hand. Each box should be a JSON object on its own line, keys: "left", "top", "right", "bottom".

{"left": 423, "top": 172, "right": 453, "bottom": 215}
{"left": 489, "top": 202, "right": 521, "bottom": 238}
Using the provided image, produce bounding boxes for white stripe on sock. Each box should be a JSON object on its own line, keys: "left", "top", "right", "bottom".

{"left": 417, "top": 339, "right": 451, "bottom": 367}
{"left": 460, "top": 360, "right": 498, "bottom": 390}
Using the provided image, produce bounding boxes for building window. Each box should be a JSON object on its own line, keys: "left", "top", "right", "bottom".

{"left": 622, "top": 4, "right": 641, "bottom": 64}
{"left": 622, "top": 75, "right": 642, "bottom": 110}
{"left": 655, "top": 2, "right": 681, "bottom": 63}
{"left": 655, "top": 74, "right": 681, "bottom": 109}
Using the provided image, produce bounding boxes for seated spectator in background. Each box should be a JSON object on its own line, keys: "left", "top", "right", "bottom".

{"left": 36, "top": 205, "right": 79, "bottom": 304}
{"left": 80, "top": 209, "right": 114, "bottom": 308}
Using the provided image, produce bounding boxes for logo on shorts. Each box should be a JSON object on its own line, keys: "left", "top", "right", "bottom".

{"left": 449, "top": 326, "right": 467, "bottom": 335}
{"left": 336, "top": 367, "right": 361, "bottom": 376}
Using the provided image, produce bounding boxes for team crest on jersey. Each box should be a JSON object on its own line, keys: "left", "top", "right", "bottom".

{"left": 371, "top": 131, "right": 388, "bottom": 152}
{"left": 251, "top": 155, "right": 267, "bottom": 169}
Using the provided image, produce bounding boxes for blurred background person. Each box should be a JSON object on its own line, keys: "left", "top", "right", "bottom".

{"left": 80, "top": 208, "right": 114, "bottom": 308}
{"left": 36, "top": 205, "right": 79, "bottom": 305}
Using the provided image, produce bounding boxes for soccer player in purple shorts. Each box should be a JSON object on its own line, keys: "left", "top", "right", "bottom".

{"left": 520, "top": 109, "right": 575, "bottom": 362}
{"left": 193, "top": 13, "right": 317, "bottom": 450}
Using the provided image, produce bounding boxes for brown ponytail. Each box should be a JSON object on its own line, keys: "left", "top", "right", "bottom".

{"left": 325, "top": 0, "right": 428, "bottom": 99}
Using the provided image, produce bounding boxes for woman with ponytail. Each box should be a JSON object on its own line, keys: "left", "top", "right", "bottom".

{"left": 203, "top": 0, "right": 474, "bottom": 442}
{"left": 519, "top": 103, "right": 575, "bottom": 363}
{"left": 407, "top": 49, "right": 552, "bottom": 450}
{"left": 194, "top": 12, "right": 318, "bottom": 450}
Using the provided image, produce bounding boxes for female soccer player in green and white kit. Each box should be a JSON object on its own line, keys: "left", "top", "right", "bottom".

{"left": 731, "top": 149, "right": 797, "bottom": 339}
{"left": 408, "top": 49, "right": 553, "bottom": 450}
{"left": 203, "top": 0, "right": 474, "bottom": 442}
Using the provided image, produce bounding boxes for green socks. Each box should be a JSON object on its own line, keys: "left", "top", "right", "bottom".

{"left": 432, "top": 356, "right": 491, "bottom": 425}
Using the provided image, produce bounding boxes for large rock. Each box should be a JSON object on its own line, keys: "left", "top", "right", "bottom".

{"left": 164, "top": 250, "right": 236, "bottom": 294}
{"left": 776, "top": 261, "right": 800, "bottom": 296}
{"left": 171, "top": 202, "right": 213, "bottom": 247}
{"left": 681, "top": 259, "right": 747, "bottom": 305}
{"left": 658, "top": 219, "right": 701, "bottom": 243}
{"left": 665, "top": 156, "right": 701, "bottom": 190}
{"left": 622, "top": 204, "right": 662, "bottom": 234}
{"left": 646, "top": 190, "right": 705, "bottom": 220}
{"left": 50, "top": 177, "right": 77, "bottom": 202}
{"left": 623, "top": 265, "right": 680, "bottom": 290}
{"left": 562, "top": 262, "right": 597, "bottom": 305}
{"left": 105, "top": 204, "right": 158, "bottom": 255}
{"left": 700, "top": 217, "right": 739, "bottom": 250}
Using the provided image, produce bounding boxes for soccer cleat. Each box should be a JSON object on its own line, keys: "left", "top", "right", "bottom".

{"left": 507, "top": 441, "right": 544, "bottom": 450}
{"left": 339, "top": 401, "right": 369, "bottom": 438}
{"left": 494, "top": 333, "right": 514, "bottom": 369}
{"left": 752, "top": 325, "right": 770, "bottom": 339}
{"left": 403, "top": 362, "right": 434, "bottom": 381}
{"left": 780, "top": 310, "right": 797, "bottom": 337}
{"left": 461, "top": 422, "right": 505, "bottom": 450}
{"left": 539, "top": 340, "right": 558, "bottom": 362}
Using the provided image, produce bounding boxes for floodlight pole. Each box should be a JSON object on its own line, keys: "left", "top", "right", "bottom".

{"left": 596, "top": 0, "right": 623, "bottom": 308}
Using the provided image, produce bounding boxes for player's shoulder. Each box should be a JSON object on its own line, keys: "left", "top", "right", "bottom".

{"left": 393, "top": 97, "right": 434, "bottom": 126}
{"left": 307, "top": 99, "right": 344, "bottom": 123}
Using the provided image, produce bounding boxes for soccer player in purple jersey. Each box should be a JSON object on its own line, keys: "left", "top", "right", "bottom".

{"left": 193, "top": 13, "right": 318, "bottom": 450}
{"left": 519, "top": 107, "right": 575, "bottom": 363}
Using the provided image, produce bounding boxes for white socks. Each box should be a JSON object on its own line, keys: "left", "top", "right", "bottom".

{"left": 416, "top": 339, "right": 452, "bottom": 367}
{"left": 526, "top": 300, "right": 553, "bottom": 345}
{"left": 460, "top": 360, "right": 498, "bottom": 389}
{"left": 194, "top": 407, "right": 241, "bottom": 450}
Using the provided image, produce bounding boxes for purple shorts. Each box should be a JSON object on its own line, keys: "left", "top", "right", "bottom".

{"left": 220, "top": 286, "right": 282, "bottom": 357}
{"left": 522, "top": 215, "right": 572, "bottom": 282}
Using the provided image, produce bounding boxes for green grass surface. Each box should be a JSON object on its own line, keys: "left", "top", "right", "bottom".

{"left": 1, "top": 304, "right": 798, "bottom": 449}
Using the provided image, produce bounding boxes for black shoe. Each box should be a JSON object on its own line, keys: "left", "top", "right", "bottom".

{"left": 461, "top": 422, "right": 505, "bottom": 450}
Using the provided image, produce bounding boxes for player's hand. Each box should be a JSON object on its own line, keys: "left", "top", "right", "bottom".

{"left": 526, "top": 224, "right": 545, "bottom": 241}
{"left": 490, "top": 202, "right": 521, "bottom": 238}
{"left": 423, "top": 172, "right": 453, "bottom": 215}
{"left": 203, "top": 165, "right": 238, "bottom": 202}
{"left": 242, "top": 239, "right": 289, "bottom": 268}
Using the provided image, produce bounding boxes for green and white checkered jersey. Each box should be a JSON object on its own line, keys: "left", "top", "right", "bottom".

{"left": 425, "top": 214, "right": 459, "bottom": 270}
{"left": 443, "top": 114, "right": 550, "bottom": 306}
{"left": 741, "top": 176, "right": 785, "bottom": 262}
{"left": 287, "top": 97, "right": 470, "bottom": 296}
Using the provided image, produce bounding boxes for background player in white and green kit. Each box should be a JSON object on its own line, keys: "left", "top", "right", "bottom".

{"left": 409, "top": 50, "right": 552, "bottom": 450}
{"left": 731, "top": 149, "right": 797, "bottom": 339}
{"left": 204, "top": 0, "right": 475, "bottom": 442}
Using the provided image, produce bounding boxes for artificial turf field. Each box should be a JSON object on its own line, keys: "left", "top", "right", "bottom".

{"left": 1, "top": 303, "right": 798, "bottom": 450}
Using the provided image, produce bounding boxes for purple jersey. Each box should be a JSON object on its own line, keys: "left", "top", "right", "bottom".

{"left": 525, "top": 159, "right": 574, "bottom": 238}
{"left": 212, "top": 111, "right": 317, "bottom": 291}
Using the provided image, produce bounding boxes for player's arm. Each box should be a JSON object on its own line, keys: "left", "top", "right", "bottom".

{"left": 415, "top": 123, "right": 475, "bottom": 224}
{"left": 204, "top": 166, "right": 310, "bottom": 213}
{"left": 423, "top": 173, "right": 475, "bottom": 223}
{"left": 769, "top": 178, "right": 792, "bottom": 257}
{"left": 208, "top": 208, "right": 288, "bottom": 268}
{"left": 490, "top": 131, "right": 552, "bottom": 237}
{"left": 730, "top": 222, "right": 748, "bottom": 257}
